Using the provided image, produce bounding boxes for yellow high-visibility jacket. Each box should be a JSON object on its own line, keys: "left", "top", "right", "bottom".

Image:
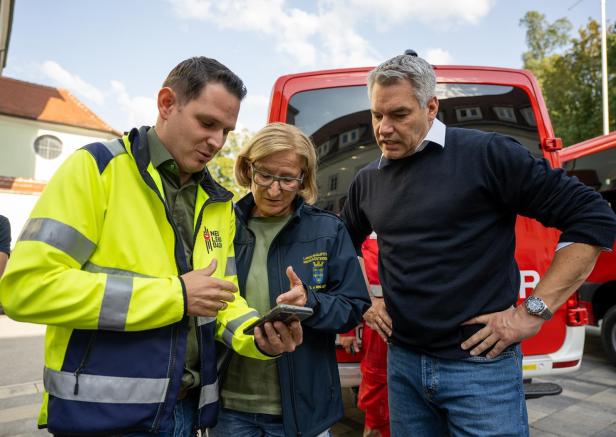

{"left": 0, "top": 126, "right": 268, "bottom": 434}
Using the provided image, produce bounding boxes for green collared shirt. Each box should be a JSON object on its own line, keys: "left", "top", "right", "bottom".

{"left": 148, "top": 127, "right": 203, "bottom": 390}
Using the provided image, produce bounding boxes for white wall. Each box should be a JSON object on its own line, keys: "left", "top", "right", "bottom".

{"left": 0, "top": 191, "right": 40, "bottom": 249}
{"left": 0, "top": 116, "right": 36, "bottom": 177}
{"left": 0, "top": 115, "right": 117, "bottom": 181}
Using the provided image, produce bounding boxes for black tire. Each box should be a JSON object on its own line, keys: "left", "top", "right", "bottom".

{"left": 600, "top": 305, "right": 616, "bottom": 365}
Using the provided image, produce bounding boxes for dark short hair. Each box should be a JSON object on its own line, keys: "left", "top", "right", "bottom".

{"left": 162, "top": 57, "right": 247, "bottom": 103}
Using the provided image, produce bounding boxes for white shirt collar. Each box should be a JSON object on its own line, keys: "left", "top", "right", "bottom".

{"left": 415, "top": 118, "right": 446, "bottom": 153}
{"left": 377, "top": 118, "right": 446, "bottom": 169}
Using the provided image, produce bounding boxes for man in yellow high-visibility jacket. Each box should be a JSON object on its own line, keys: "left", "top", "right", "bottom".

{"left": 0, "top": 56, "right": 304, "bottom": 436}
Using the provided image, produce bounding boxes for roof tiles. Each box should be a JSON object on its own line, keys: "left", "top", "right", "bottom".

{"left": 0, "top": 76, "right": 121, "bottom": 135}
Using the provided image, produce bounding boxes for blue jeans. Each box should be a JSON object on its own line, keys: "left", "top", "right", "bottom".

{"left": 121, "top": 396, "right": 197, "bottom": 437}
{"left": 387, "top": 343, "right": 528, "bottom": 437}
{"left": 209, "top": 408, "right": 332, "bottom": 437}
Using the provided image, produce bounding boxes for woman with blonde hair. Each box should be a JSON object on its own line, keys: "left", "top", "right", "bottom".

{"left": 211, "top": 122, "right": 369, "bottom": 437}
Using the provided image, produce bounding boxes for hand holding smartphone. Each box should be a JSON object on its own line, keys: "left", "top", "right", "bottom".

{"left": 243, "top": 304, "right": 313, "bottom": 335}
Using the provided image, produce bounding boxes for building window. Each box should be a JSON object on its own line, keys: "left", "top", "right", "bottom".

{"left": 455, "top": 107, "right": 482, "bottom": 122}
{"left": 340, "top": 128, "right": 361, "bottom": 148}
{"left": 329, "top": 174, "right": 338, "bottom": 191}
{"left": 33, "top": 135, "right": 63, "bottom": 159}
{"left": 493, "top": 106, "right": 517, "bottom": 123}
{"left": 520, "top": 107, "right": 537, "bottom": 127}
{"left": 316, "top": 139, "right": 333, "bottom": 159}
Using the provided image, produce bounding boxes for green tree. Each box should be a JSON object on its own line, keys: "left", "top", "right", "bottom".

{"left": 543, "top": 19, "right": 616, "bottom": 146}
{"left": 519, "top": 11, "right": 572, "bottom": 86}
{"left": 520, "top": 12, "right": 616, "bottom": 146}
{"left": 207, "top": 128, "right": 253, "bottom": 201}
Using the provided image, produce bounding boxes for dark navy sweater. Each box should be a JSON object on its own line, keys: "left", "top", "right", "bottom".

{"left": 341, "top": 127, "right": 616, "bottom": 358}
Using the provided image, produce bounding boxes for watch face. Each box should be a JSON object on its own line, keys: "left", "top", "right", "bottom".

{"left": 526, "top": 297, "right": 544, "bottom": 314}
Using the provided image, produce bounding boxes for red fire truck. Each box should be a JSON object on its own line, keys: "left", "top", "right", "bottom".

{"left": 266, "top": 62, "right": 616, "bottom": 397}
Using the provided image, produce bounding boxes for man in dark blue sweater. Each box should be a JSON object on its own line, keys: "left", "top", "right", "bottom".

{"left": 341, "top": 53, "right": 616, "bottom": 436}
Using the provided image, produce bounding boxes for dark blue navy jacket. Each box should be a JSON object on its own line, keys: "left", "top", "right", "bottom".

{"left": 230, "top": 193, "right": 370, "bottom": 437}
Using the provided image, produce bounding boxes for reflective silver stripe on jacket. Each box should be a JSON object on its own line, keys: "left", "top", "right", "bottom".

{"left": 371, "top": 284, "right": 383, "bottom": 297}
{"left": 221, "top": 310, "right": 260, "bottom": 347}
{"left": 44, "top": 367, "right": 168, "bottom": 404}
{"left": 224, "top": 257, "right": 237, "bottom": 276}
{"left": 198, "top": 379, "right": 219, "bottom": 408}
{"left": 82, "top": 263, "right": 150, "bottom": 331}
{"left": 101, "top": 139, "right": 126, "bottom": 157}
{"left": 84, "top": 261, "right": 152, "bottom": 278}
{"left": 99, "top": 275, "right": 133, "bottom": 331}
{"left": 198, "top": 316, "right": 216, "bottom": 326}
{"left": 19, "top": 218, "right": 95, "bottom": 265}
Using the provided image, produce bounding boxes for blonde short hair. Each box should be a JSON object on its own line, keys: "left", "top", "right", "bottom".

{"left": 235, "top": 122, "right": 318, "bottom": 204}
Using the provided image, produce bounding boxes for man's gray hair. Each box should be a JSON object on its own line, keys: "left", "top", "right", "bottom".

{"left": 367, "top": 54, "right": 436, "bottom": 108}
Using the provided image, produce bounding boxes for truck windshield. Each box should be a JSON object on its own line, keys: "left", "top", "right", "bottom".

{"left": 287, "top": 84, "right": 542, "bottom": 212}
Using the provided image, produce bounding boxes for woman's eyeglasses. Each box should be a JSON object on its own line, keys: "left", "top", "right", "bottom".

{"left": 251, "top": 165, "right": 304, "bottom": 191}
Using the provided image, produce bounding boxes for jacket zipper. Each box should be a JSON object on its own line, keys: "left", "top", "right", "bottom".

{"left": 73, "top": 332, "right": 97, "bottom": 395}
{"left": 153, "top": 322, "right": 180, "bottom": 432}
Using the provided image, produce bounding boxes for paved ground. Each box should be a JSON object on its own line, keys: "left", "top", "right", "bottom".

{"left": 0, "top": 317, "right": 46, "bottom": 437}
{"left": 0, "top": 316, "right": 614, "bottom": 436}
{"left": 525, "top": 328, "right": 616, "bottom": 437}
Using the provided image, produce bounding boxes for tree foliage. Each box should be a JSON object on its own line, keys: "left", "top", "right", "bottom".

{"left": 207, "top": 128, "right": 253, "bottom": 201}
{"left": 520, "top": 11, "right": 616, "bottom": 146}
{"left": 519, "top": 11, "right": 572, "bottom": 85}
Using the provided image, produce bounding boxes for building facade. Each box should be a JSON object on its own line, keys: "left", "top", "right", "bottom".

{"left": 0, "top": 76, "right": 121, "bottom": 246}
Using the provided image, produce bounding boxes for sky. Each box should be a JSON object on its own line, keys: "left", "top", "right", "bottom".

{"left": 4, "top": 0, "right": 616, "bottom": 134}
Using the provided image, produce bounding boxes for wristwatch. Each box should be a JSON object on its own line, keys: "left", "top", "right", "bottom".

{"left": 523, "top": 296, "right": 552, "bottom": 320}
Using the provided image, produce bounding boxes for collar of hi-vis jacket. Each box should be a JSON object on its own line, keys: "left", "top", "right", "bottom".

{"left": 124, "top": 126, "right": 233, "bottom": 204}
{"left": 234, "top": 192, "right": 305, "bottom": 226}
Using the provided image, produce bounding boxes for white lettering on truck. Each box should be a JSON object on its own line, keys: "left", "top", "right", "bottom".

{"left": 519, "top": 270, "right": 540, "bottom": 299}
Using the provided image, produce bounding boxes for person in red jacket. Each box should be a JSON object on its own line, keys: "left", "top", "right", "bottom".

{"left": 340, "top": 235, "right": 391, "bottom": 437}
{"left": 359, "top": 235, "right": 391, "bottom": 437}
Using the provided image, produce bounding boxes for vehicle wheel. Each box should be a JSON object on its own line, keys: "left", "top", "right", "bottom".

{"left": 600, "top": 305, "right": 616, "bottom": 365}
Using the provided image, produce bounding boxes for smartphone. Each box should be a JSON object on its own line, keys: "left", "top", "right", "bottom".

{"left": 243, "top": 304, "right": 314, "bottom": 335}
